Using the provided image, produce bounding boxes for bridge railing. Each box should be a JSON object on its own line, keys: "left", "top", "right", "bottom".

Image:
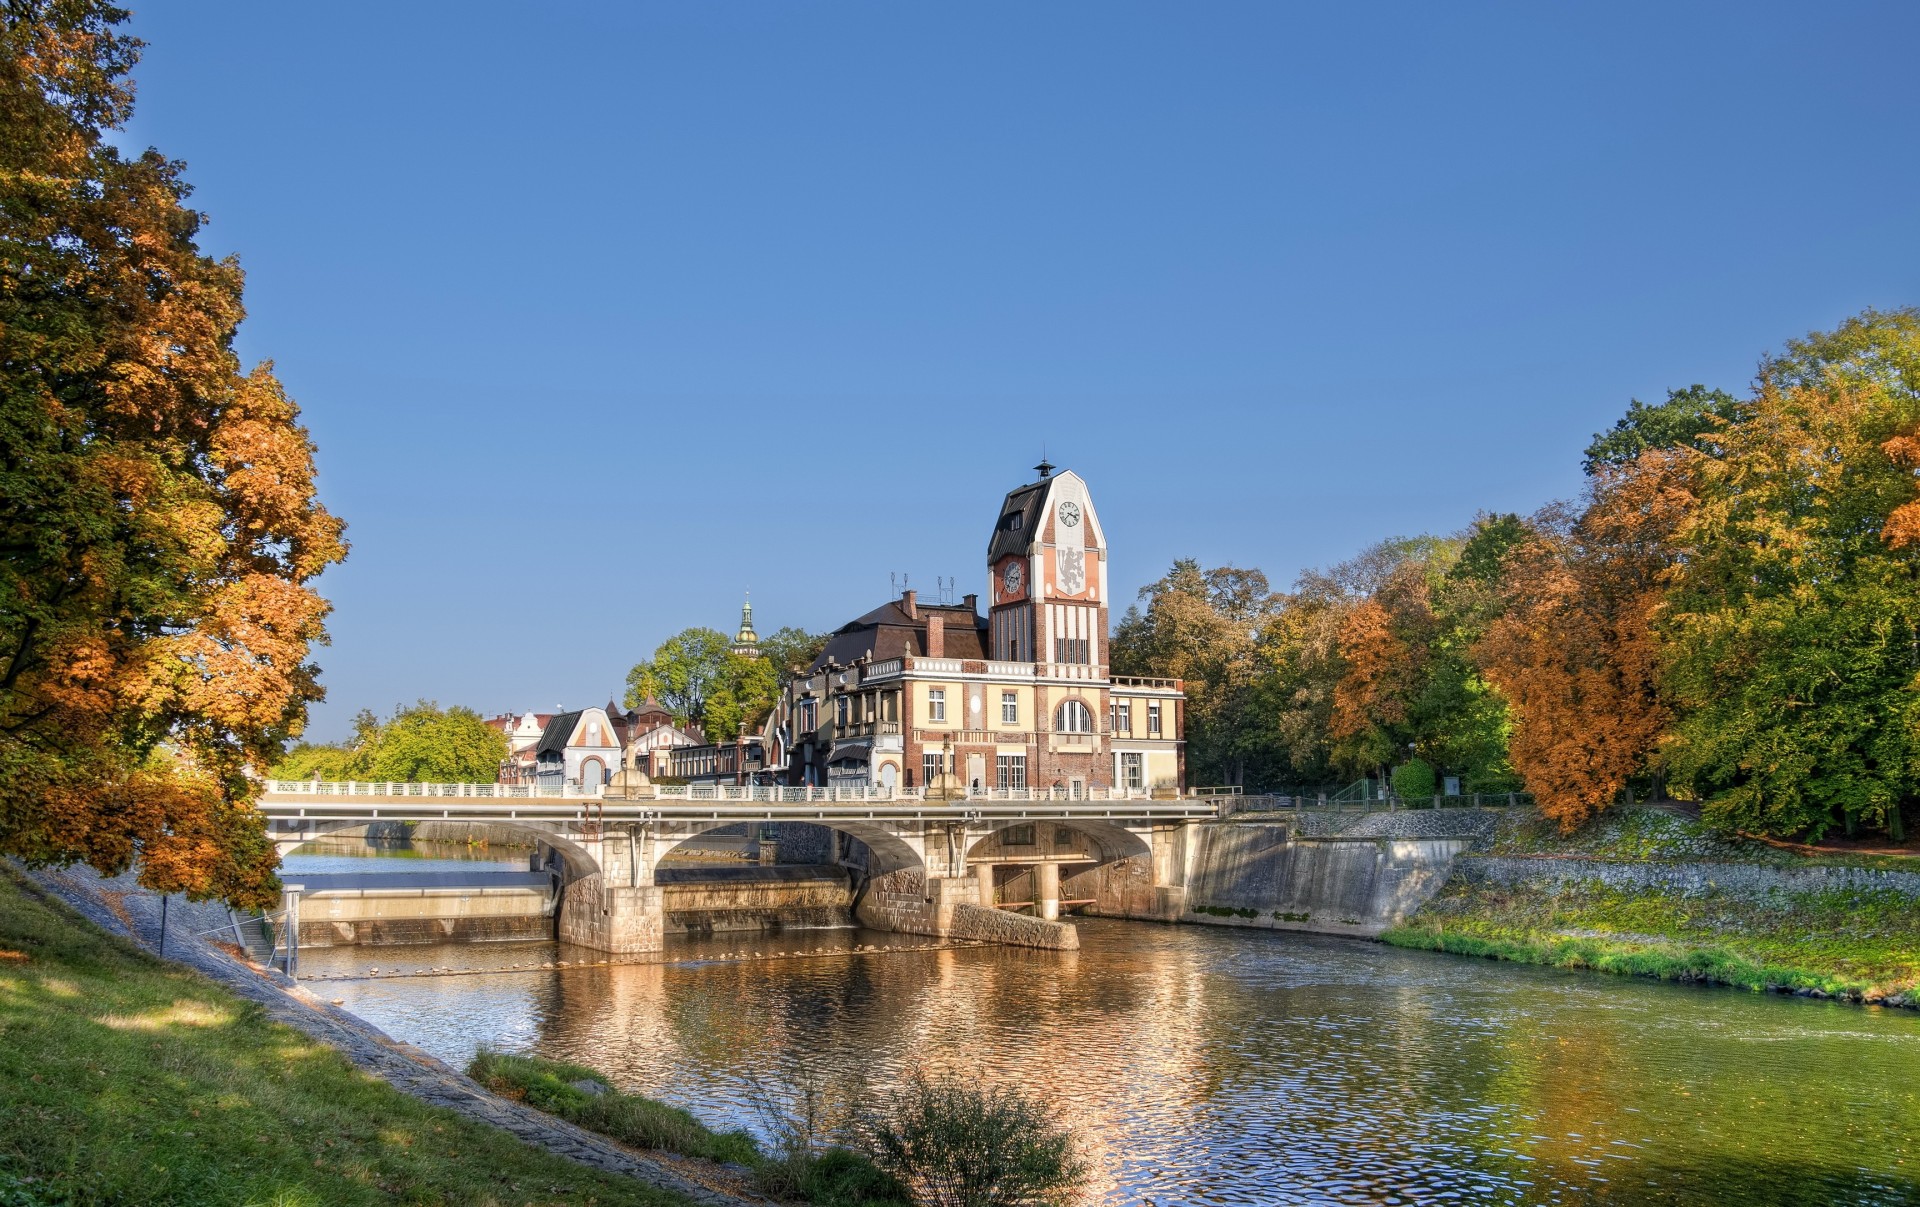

{"left": 263, "top": 780, "right": 1212, "bottom": 807}
{"left": 266, "top": 780, "right": 584, "bottom": 799}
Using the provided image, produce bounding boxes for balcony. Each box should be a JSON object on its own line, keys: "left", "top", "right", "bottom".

{"left": 1112, "top": 675, "right": 1182, "bottom": 691}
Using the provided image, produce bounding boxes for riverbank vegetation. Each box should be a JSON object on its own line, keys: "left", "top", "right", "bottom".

{"left": 470, "top": 1051, "right": 1090, "bottom": 1207}
{"left": 0, "top": 865, "right": 695, "bottom": 1206}
{"left": 1384, "top": 879, "right": 1920, "bottom": 1005}
{"left": 471, "top": 1050, "right": 909, "bottom": 1206}
{"left": 1117, "top": 308, "right": 1920, "bottom": 844}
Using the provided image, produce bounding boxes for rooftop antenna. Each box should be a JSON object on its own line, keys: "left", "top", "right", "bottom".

{"left": 937, "top": 575, "right": 955, "bottom": 605}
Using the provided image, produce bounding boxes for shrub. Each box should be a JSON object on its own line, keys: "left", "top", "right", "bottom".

{"left": 859, "top": 1074, "right": 1088, "bottom": 1207}
{"left": 1391, "top": 759, "right": 1437, "bottom": 802}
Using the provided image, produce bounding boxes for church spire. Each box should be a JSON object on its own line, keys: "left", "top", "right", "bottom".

{"left": 731, "top": 593, "right": 760, "bottom": 657}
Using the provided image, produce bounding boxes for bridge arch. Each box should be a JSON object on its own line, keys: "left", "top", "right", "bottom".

{"left": 648, "top": 819, "right": 924, "bottom": 878}
{"left": 271, "top": 819, "right": 604, "bottom": 882}
{"left": 964, "top": 817, "right": 1152, "bottom": 866}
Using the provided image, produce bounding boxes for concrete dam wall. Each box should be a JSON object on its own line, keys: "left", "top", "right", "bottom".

{"left": 1179, "top": 823, "right": 1471, "bottom": 937}
{"left": 656, "top": 865, "right": 854, "bottom": 935}
{"left": 296, "top": 866, "right": 858, "bottom": 946}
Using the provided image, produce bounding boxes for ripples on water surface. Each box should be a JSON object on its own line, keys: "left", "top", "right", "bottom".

{"left": 300, "top": 918, "right": 1920, "bottom": 1205}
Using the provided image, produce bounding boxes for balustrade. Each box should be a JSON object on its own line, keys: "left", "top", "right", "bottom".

{"left": 263, "top": 779, "right": 1191, "bottom": 806}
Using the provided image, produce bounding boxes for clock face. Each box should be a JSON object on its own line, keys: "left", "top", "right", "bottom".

{"left": 1002, "top": 561, "right": 1024, "bottom": 595}
{"left": 1057, "top": 500, "right": 1082, "bottom": 528}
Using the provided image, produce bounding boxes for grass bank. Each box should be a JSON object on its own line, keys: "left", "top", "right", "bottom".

{"left": 1384, "top": 861, "right": 1920, "bottom": 1005}
{"left": 0, "top": 863, "right": 696, "bottom": 1206}
{"left": 469, "top": 1052, "right": 909, "bottom": 1207}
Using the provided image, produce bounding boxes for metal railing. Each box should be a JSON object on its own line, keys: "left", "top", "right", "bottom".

{"left": 263, "top": 780, "right": 1201, "bottom": 805}
{"left": 1220, "top": 790, "right": 1535, "bottom": 816}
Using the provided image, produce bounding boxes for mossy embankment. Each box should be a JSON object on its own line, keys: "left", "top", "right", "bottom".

{"left": 469, "top": 1052, "right": 910, "bottom": 1207}
{"left": 0, "top": 863, "right": 699, "bottom": 1207}
{"left": 1382, "top": 806, "right": 1920, "bottom": 1005}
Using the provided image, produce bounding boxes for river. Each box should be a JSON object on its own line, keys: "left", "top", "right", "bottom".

{"left": 286, "top": 848, "right": 1920, "bottom": 1205}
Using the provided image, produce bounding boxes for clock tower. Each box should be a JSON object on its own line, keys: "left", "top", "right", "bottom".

{"left": 986, "top": 462, "right": 1108, "bottom": 673}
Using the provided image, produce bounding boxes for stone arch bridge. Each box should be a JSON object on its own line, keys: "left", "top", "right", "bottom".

{"left": 258, "top": 782, "right": 1219, "bottom": 954}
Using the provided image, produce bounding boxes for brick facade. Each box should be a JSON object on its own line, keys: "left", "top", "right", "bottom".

{"left": 773, "top": 467, "right": 1185, "bottom": 794}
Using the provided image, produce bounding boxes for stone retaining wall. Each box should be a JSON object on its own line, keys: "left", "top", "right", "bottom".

{"left": 947, "top": 903, "right": 1079, "bottom": 949}
{"left": 1456, "top": 855, "right": 1920, "bottom": 901}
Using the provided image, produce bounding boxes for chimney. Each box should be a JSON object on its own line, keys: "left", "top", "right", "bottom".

{"left": 901, "top": 589, "right": 917, "bottom": 619}
{"left": 962, "top": 593, "right": 978, "bottom": 614}
{"left": 925, "top": 612, "right": 945, "bottom": 658}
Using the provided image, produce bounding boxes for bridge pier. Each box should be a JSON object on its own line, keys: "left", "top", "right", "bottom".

{"left": 557, "top": 876, "right": 664, "bottom": 955}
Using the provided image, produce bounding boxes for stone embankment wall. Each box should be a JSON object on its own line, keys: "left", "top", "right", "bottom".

{"left": 1176, "top": 818, "right": 1487, "bottom": 937}
{"left": 1456, "top": 855, "right": 1920, "bottom": 900}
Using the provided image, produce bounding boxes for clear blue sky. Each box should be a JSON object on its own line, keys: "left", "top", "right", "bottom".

{"left": 119, "top": 2, "right": 1920, "bottom": 742}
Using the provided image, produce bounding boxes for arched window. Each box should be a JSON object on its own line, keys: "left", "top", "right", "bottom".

{"left": 1056, "top": 699, "right": 1093, "bottom": 733}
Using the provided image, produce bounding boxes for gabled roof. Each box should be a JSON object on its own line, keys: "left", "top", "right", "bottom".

{"left": 535, "top": 710, "right": 583, "bottom": 756}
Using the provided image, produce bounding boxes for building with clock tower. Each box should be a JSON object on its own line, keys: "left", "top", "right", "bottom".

{"left": 772, "top": 463, "right": 1184, "bottom": 798}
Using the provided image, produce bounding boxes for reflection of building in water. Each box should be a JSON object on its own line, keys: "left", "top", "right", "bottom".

{"left": 771, "top": 465, "right": 1186, "bottom": 795}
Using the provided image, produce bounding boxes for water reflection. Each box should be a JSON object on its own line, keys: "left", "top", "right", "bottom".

{"left": 300, "top": 919, "right": 1920, "bottom": 1205}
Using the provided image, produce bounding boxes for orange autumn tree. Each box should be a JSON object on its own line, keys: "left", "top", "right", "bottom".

{"left": 1329, "top": 561, "right": 1435, "bottom": 781}
{"left": 0, "top": 2, "right": 346, "bottom": 905}
{"left": 1478, "top": 451, "right": 1693, "bottom": 829}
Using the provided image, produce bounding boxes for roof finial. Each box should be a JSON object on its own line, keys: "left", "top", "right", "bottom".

{"left": 1034, "top": 449, "right": 1054, "bottom": 479}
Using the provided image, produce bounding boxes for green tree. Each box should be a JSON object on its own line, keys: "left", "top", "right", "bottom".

{"left": 624, "top": 628, "right": 729, "bottom": 728}
{"left": 1112, "top": 561, "right": 1278, "bottom": 787}
{"left": 0, "top": 2, "right": 346, "bottom": 907}
{"left": 269, "top": 702, "right": 504, "bottom": 784}
{"left": 701, "top": 654, "right": 780, "bottom": 743}
{"left": 1582, "top": 384, "right": 1744, "bottom": 473}
{"left": 269, "top": 741, "right": 355, "bottom": 782}
{"left": 761, "top": 626, "right": 829, "bottom": 686}
{"left": 355, "top": 701, "right": 506, "bottom": 783}
{"left": 1664, "top": 309, "right": 1920, "bottom": 840}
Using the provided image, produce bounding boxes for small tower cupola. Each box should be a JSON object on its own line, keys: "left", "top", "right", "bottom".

{"left": 731, "top": 594, "right": 761, "bottom": 658}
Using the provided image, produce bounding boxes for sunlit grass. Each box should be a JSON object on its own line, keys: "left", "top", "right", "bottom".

{"left": 0, "top": 863, "right": 695, "bottom": 1206}
{"left": 1385, "top": 877, "right": 1920, "bottom": 1002}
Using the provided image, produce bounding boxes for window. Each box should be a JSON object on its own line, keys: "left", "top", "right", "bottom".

{"left": 1001, "top": 692, "right": 1019, "bottom": 725}
{"left": 883, "top": 693, "right": 898, "bottom": 722}
{"left": 1003, "top": 824, "right": 1035, "bottom": 846}
{"left": 1121, "top": 752, "right": 1143, "bottom": 789}
{"left": 1052, "top": 637, "right": 1091, "bottom": 664}
{"left": 996, "top": 754, "right": 1027, "bottom": 790}
{"left": 1148, "top": 701, "right": 1162, "bottom": 736}
{"left": 928, "top": 689, "right": 946, "bottom": 722}
{"left": 835, "top": 697, "right": 849, "bottom": 726}
{"left": 1112, "top": 701, "right": 1131, "bottom": 736}
{"left": 800, "top": 699, "right": 817, "bottom": 732}
{"left": 922, "top": 752, "right": 945, "bottom": 785}
{"left": 1055, "top": 826, "right": 1075, "bottom": 847}
{"left": 1057, "top": 699, "right": 1093, "bottom": 733}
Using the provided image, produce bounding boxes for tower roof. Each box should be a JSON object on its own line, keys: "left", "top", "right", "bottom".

{"left": 732, "top": 594, "right": 760, "bottom": 655}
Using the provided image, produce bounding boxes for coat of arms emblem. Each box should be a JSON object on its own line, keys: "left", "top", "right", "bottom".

{"left": 1058, "top": 548, "right": 1086, "bottom": 595}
